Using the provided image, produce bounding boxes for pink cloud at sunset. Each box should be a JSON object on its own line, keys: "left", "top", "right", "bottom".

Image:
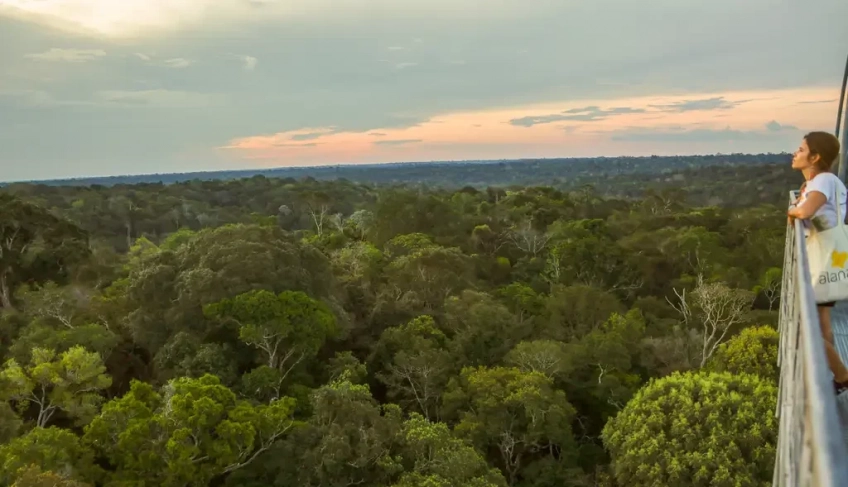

{"left": 219, "top": 86, "right": 839, "bottom": 167}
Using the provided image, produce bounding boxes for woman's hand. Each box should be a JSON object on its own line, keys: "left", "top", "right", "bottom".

{"left": 787, "top": 204, "right": 802, "bottom": 225}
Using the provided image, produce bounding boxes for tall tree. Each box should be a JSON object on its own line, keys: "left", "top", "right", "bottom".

{"left": 443, "top": 366, "right": 577, "bottom": 486}
{"left": 205, "top": 289, "right": 337, "bottom": 396}
{"left": 668, "top": 276, "right": 755, "bottom": 367}
{"left": 0, "top": 346, "right": 111, "bottom": 428}
{"left": 0, "top": 194, "right": 88, "bottom": 310}
{"left": 0, "top": 426, "right": 97, "bottom": 486}
{"left": 83, "top": 375, "right": 297, "bottom": 486}
{"left": 393, "top": 413, "right": 508, "bottom": 487}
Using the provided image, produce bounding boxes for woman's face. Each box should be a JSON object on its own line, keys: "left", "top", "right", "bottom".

{"left": 792, "top": 138, "right": 818, "bottom": 170}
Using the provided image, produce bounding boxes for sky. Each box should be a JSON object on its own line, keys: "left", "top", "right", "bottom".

{"left": 0, "top": 0, "right": 846, "bottom": 182}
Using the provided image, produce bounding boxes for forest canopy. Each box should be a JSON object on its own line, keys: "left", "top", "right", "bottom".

{"left": 0, "top": 159, "right": 792, "bottom": 486}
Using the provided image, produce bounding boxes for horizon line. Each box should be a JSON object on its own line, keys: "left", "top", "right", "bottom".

{"left": 2, "top": 150, "right": 792, "bottom": 185}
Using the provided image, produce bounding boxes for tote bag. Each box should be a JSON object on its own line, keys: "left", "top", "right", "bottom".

{"left": 807, "top": 195, "right": 848, "bottom": 303}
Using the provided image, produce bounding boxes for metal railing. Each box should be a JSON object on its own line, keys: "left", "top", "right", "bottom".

{"left": 774, "top": 191, "right": 848, "bottom": 486}
{"left": 836, "top": 53, "right": 847, "bottom": 183}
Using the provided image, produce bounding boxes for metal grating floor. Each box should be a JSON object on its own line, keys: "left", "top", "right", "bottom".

{"left": 827, "top": 302, "right": 848, "bottom": 448}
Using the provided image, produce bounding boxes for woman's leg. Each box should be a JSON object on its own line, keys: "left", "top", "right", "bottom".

{"left": 817, "top": 305, "right": 848, "bottom": 385}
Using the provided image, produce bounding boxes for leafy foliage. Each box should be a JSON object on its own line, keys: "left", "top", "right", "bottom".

{"left": 706, "top": 326, "right": 779, "bottom": 382}
{"left": 83, "top": 375, "right": 297, "bottom": 486}
{"left": 0, "top": 346, "right": 111, "bottom": 427}
{"left": 601, "top": 371, "right": 777, "bottom": 487}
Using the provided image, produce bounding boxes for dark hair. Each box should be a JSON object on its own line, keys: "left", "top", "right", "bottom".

{"left": 804, "top": 131, "right": 840, "bottom": 171}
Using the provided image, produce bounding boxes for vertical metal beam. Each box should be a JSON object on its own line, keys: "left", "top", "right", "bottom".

{"left": 837, "top": 53, "right": 847, "bottom": 182}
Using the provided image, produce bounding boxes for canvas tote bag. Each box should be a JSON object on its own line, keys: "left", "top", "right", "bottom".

{"left": 806, "top": 194, "right": 848, "bottom": 303}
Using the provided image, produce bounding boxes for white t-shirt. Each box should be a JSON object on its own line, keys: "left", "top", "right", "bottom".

{"left": 798, "top": 172, "right": 848, "bottom": 233}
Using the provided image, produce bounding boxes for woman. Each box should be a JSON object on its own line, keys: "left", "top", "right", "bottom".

{"left": 787, "top": 131, "right": 848, "bottom": 394}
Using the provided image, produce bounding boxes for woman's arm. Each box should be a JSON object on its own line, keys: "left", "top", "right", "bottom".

{"left": 788, "top": 190, "right": 827, "bottom": 219}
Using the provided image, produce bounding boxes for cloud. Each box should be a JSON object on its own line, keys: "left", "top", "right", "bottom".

{"left": 163, "top": 57, "right": 193, "bottom": 68}
{"left": 222, "top": 127, "right": 336, "bottom": 151}
{"left": 217, "top": 90, "right": 824, "bottom": 168}
{"left": 24, "top": 47, "right": 106, "bottom": 62}
{"left": 647, "top": 96, "right": 748, "bottom": 113}
{"left": 291, "top": 131, "right": 334, "bottom": 141}
{"left": 510, "top": 106, "right": 645, "bottom": 126}
{"left": 242, "top": 55, "right": 258, "bottom": 70}
{"left": 0, "top": 88, "right": 73, "bottom": 107}
{"left": 131, "top": 53, "right": 194, "bottom": 68}
{"left": 765, "top": 120, "right": 798, "bottom": 132}
{"left": 374, "top": 139, "right": 423, "bottom": 146}
{"left": 395, "top": 62, "right": 417, "bottom": 70}
{"left": 369, "top": 132, "right": 387, "bottom": 136}
{"left": 608, "top": 120, "right": 803, "bottom": 143}
{"left": 1, "top": 0, "right": 231, "bottom": 38}
{"left": 0, "top": 0, "right": 562, "bottom": 39}
{"left": 509, "top": 96, "right": 767, "bottom": 127}
{"left": 94, "top": 89, "right": 216, "bottom": 108}
{"left": 1, "top": 0, "right": 846, "bottom": 181}
{"left": 797, "top": 99, "right": 837, "bottom": 105}
{"left": 271, "top": 142, "right": 320, "bottom": 148}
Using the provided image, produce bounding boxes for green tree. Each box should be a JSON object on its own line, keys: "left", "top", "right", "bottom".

{"left": 544, "top": 219, "right": 640, "bottom": 296}
{"left": 541, "top": 285, "right": 625, "bottom": 341}
{"left": 444, "top": 290, "right": 529, "bottom": 367}
{"left": 371, "top": 315, "right": 453, "bottom": 421}
{"left": 470, "top": 224, "right": 502, "bottom": 255}
{"left": 568, "top": 310, "right": 646, "bottom": 410}
{"left": 0, "top": 402, "right": 21, "bottom": 443}
{"left": 753, "top": 267, "right": 782, "bottom": 311}
{"left": 559, "top": 309, "right": 647, "bottom": 467}
{"left": 0, "top": 194, "right": 89, "bottom": 310}
{"left": 123, "top": 224, "right": 336, "bottom": 354}
{"left": 83, "top": 375, "right": 297, "bottom": 487}
{"left": 0, "top": 427, "right": 97, "bottom": 486}
{"left": 330, "top": 241, "right": 384, "bottom": 341}
{"left": 0, "top": 346, "right": 111, "bottom": 427}
{"left": 327, "top": 351, "right": 368, "bottom": 384}
{"left": 15, "top": 281, "right": 90, "bottom": 329}
{"left": 443, "top": 366, "right": 577, "bottom": 486}
{"left": 706, "top": 326, "right": 778, "bottom": 382}
{"left": 495, "top": 283, "right": 545, "bottom": 329}
{"left": 504, "top": 340, "right": 574, "bottom": 379}
{"left": 153, "top": 332, "right": 239, "bottom": 386}
{"left": 602, "top": 371, "right": 777, "bottom": 487}
{"left": 393, "top": 413, "right": 507, "bottom": 487}
{"left": 11, "top": 465, "right": 92, "bottom": 487}
{"left": 380, "top": 236, "right": 475, "bottom": 314}
{"left": 8, "top": 323, "right": 118, "bottom": 367}
{"left": 289, "top": 378, "right": 403, "bottom": 487}
{"left": 205, "top": 289, "right": 337, "bottom": 394}
{"left": 669, "top": 275, "right": 755, "bottom": 367}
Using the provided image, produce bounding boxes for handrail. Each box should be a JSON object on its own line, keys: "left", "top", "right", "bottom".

{"left": 774, "top": 190, "right": 848, "bottom": 486}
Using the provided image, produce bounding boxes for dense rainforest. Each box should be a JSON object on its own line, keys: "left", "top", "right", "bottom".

{"left": 4, "top": 153, "right": 793, "bottom": 209}
{"left": 0, "top": 159, "right": 793, "bottom": 487}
